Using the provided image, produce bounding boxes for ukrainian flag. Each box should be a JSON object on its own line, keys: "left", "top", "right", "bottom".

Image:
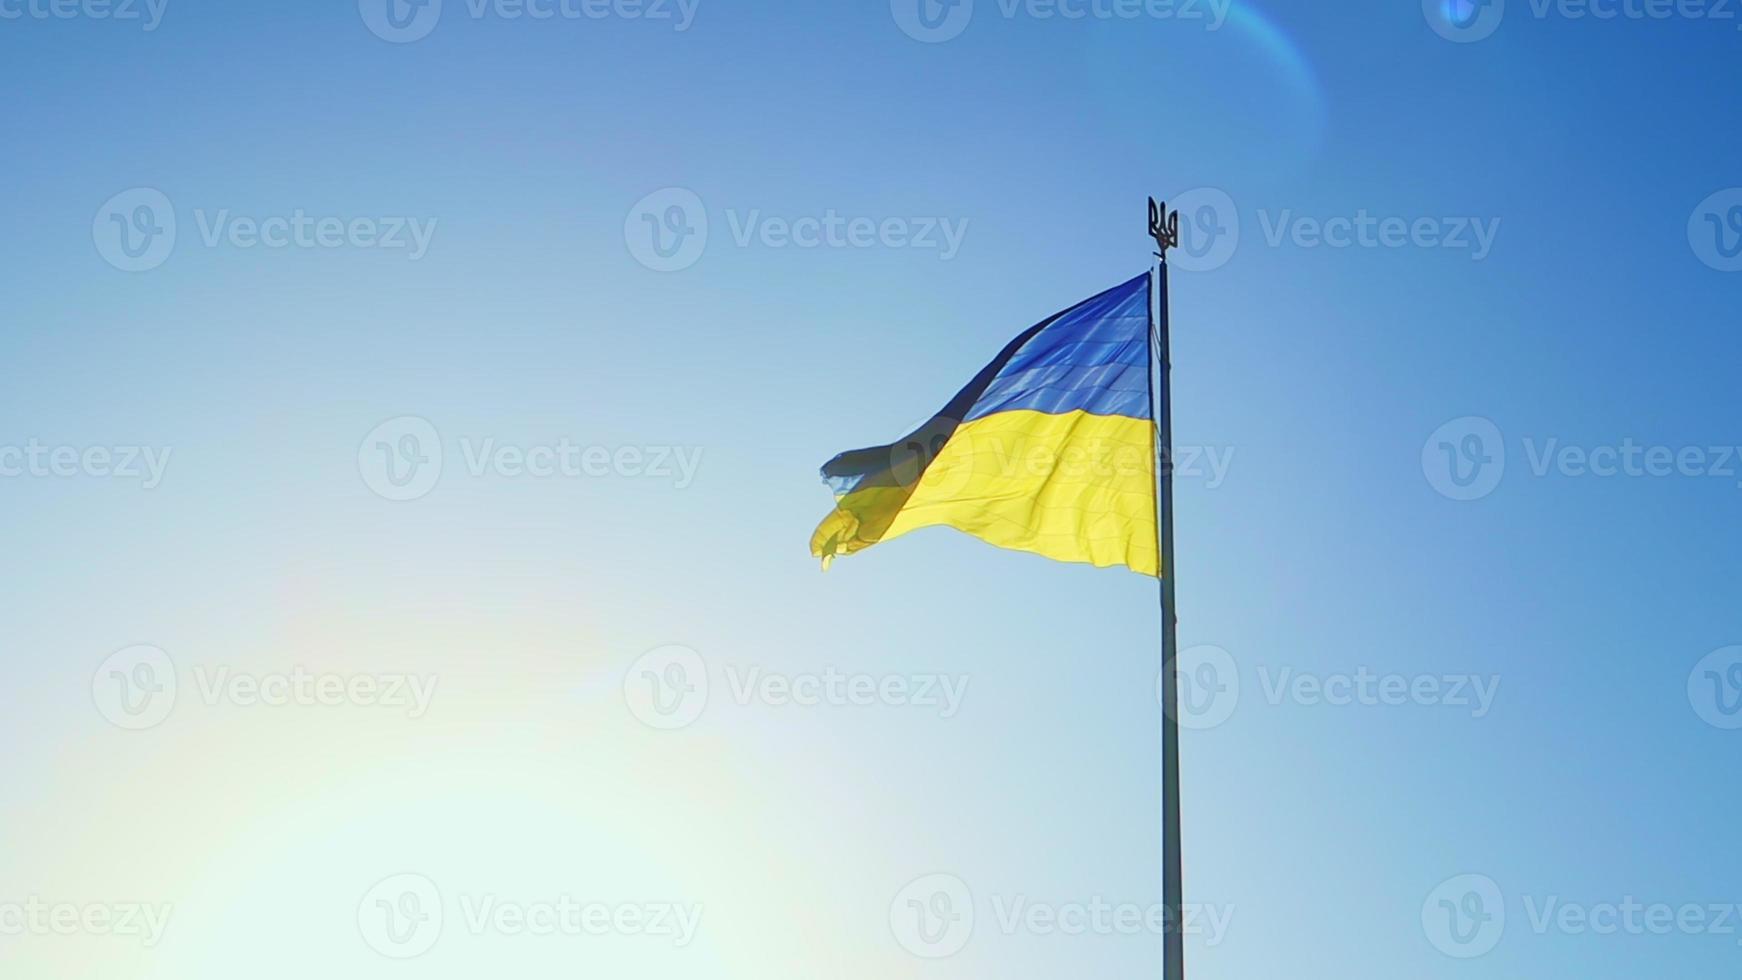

{"left": 810, "top": 273, "right": 1160, "bottom": 576}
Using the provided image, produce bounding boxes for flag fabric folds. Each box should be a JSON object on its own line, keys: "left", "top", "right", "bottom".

{"left": 809, "top": 273, "right": 1160, "bottom": 577}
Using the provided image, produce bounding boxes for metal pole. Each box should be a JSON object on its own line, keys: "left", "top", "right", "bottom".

{"left": 1149, "top": 197, "right": 1185, "bottom": 980}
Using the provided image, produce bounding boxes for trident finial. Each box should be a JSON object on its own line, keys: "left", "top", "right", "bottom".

{"left": 1149, "top": 197, "right": 1180, "bottom": 259}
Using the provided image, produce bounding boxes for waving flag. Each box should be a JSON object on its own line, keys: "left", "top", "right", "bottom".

{"left": 809, "top": 273, "right": 1159, "bottom": 576}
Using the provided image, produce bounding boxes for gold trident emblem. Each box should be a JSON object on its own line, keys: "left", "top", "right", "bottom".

{"left": 1149, "top": 197, "right": 1181, "bottom": 258}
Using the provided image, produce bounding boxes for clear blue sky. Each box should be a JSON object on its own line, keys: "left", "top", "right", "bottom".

{"left": 2, "top": 1, "right": 1739, "bottom": 978}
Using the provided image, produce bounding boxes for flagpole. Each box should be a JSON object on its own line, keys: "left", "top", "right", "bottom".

{"left": 1149, "top": 197, "right": 1186, "bottom": 980}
